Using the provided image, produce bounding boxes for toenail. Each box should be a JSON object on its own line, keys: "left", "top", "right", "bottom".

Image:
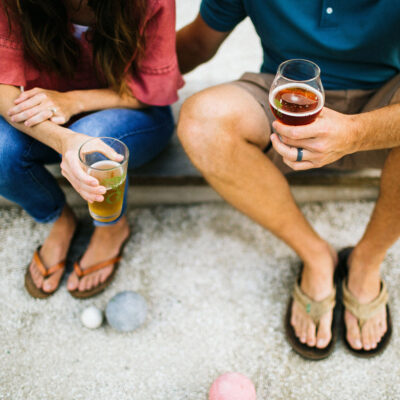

{"left": 317, "top": 339, "right": 325, "bottom": 347}
{"left": 355, "top": 340, "right": 362, "bottom": 348}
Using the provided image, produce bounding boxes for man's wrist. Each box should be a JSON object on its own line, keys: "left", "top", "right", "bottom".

{"left": 347, "top": 114, "right": 365, "bottom": 154}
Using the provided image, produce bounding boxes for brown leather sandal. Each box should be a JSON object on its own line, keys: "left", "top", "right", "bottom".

{"left": 68, "top": 235, "right": 130, "bottom": 299}
{"left": 339, "top": 247, "right": 392, "bottom": 358}
{"left": 24, "top": 246, "right": 66, "bottom": 299}
{"left": 285, "top": 267, "right": 339, "bottom": 360}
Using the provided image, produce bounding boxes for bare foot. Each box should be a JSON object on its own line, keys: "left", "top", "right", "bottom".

{"left": 29, "top": 205, "right": 77, "bottom": 293}
{"left": 67, "top": 216, "right": 130, "bottom": 293}
{"left": 290, "top": 242, "right": 337, "bottom": 349}
{"left": 344, "top": 248, "right": 386, "bottom": 351}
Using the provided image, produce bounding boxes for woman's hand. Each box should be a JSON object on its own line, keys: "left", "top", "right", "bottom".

{"left": 7, "top": 88, "right": 78, "bottom": 127}
{"left": 60, "top": 133, "right": 124, "bottom": 203}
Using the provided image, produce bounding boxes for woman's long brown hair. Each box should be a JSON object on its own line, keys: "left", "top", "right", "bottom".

{"left": 2, "top": 0, "right": 147, "bottom": 95}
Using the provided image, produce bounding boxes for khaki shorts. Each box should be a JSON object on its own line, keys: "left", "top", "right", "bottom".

{"left": 231, "top": 72, "right": 400, "bottom": 173}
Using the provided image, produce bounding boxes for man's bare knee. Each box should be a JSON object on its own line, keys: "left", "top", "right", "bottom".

{"left": 178, "top": 85, "right": 270, "bottom": 174}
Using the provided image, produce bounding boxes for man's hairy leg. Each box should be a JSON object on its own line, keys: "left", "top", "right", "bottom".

{"left": 178, "top": 84, "right": 337, "bottom": 348}
{"left": 345, "top": 147, "right": 400, "bottom": 351}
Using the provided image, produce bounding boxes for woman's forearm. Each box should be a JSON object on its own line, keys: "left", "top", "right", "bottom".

{"left": 70, "top": 88, "right": 145, "bottom": 115}
{"left": 0, "top": 84, "right": 73, "bottom": 153}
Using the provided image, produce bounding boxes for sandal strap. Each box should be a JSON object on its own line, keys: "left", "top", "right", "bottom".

{"left": 342, "top": 280, "right": 388, "bottom": 328}
{"left": 33, "top": 248, "right": 65, "bottom": 278}
{"left": 293, "top": 281, "right": 336, "bottom": 325}
{"left": 74, "top": 256, "right": 121, "bottom": 278}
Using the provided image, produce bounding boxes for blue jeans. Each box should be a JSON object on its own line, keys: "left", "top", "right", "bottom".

{"left": 0, "top": 107, "right": 174, "bottom": 225}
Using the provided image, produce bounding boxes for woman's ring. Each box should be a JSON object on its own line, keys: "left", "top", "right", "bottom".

{"left": 296, "top": 148, "right": 304, "bottom": 162}
{"left": 49, "top": 108, "right": 57, "bottom": 115}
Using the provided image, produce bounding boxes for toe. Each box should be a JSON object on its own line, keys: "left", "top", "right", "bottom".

{"left": 42, "top": 269, "right": 63, "bottom": 293}
{"left": 67, "top": 272, "right": 79, "bottom": 291}
{"left": 92, "top": 273, "right": 101, "bottom": 289}
{"left": 99, "top": 266, "right": 113, "bottom": 283}
{"left": 316, "top": 311, "right": 333, "bottom": 349}
{"left": 30, "top": 262, "right": 43, "bottom": 289}
{"left": 79, "top": 275, "right": 90, "bottom": 292}
{"left": 299, "top": 319, "right": 307, "bottom": 344}
{"left": 361, "top": 325, "right": 373, "bottom": 351}
{"left": 306, "top": 321, "right": 317, "bottom": 347}
{"left": 345, "top": 310, "right": 362, "bottom": 350}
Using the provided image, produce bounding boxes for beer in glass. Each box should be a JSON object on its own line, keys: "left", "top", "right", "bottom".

{"left": 269, "top": 59, "right": 324, "bottom": 126}
{"left": 79, "top": 137, "right": 129, "bottom": 223}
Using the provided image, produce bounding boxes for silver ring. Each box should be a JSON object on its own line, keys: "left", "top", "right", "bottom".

{"left": 49, "top": 108, "right": 57, "bottom": 115}
{"left": 296, "top": 148, "right": 303, "bottom": 162}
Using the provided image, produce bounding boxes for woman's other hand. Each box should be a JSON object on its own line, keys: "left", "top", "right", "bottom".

{"left": 7, "top": 88, "right": 78, "bottom": 127}
{"left": 60, "top": 134, "right": 123, "bottom": 203}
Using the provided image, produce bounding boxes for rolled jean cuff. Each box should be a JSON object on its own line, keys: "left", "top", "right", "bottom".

{"left": 33, "top": 199, "right": 66, "bottom": 224}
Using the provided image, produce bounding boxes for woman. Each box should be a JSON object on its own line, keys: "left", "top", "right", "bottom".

{"left": 0, "top": 0, "right": 183, "bottom": 298}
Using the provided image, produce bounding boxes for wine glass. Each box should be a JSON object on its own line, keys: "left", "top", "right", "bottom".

{"left": 269, "top": 59, "right": 324, "bottom": 126}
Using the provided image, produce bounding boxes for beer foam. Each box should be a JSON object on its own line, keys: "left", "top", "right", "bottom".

{"left": 269, "top": 83, "right": 324, "bottom": 117}
{"left": 88, "top": 160, "right": 125, "bottom": 189}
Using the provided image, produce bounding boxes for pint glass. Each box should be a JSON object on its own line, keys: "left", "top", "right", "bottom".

{"left": 79, "top": 137, "right": 129, "bottom": 223}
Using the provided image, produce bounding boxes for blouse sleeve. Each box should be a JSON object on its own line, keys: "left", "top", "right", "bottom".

{"left": 126, "top": 0, "right": 184, "bottom": 106}
{"left": 0, "top": 7, "right": 26, "bottom": 87}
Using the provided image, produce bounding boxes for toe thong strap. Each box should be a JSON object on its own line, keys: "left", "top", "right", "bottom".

{"left": 74, "top": 256, "right": 121, "bottom": 278}
{"left": 33, "top": 248, "right": 65, "bottom": 278}
{"left": 293, "top": 282, "right": 336, "bottom": 325}
{"left": 342, "top": 280, "right": 388, "bottom": 329}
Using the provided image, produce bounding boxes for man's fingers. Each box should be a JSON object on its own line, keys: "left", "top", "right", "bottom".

{"left": 271, "top": 133, "right": 315, "bottom": 162}
{"left": 272, "top": 120, "right": 314, "bottom": 140}
{"left": 283, "top": 158, "right": 315, "bottom": 171}
{"left": 279, "top": 135, "right": 317, "bottom": 152}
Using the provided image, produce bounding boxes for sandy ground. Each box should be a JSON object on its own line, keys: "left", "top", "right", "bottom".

{"left": 0, "top": 202, "right": 399, "bottom": 400}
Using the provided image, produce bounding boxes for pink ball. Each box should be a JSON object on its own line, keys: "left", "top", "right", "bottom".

{"left": 209, "top": 372, "right": 257, "bottom": 400}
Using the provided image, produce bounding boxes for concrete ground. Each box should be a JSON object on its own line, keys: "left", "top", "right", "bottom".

{"left": 0, "top": 202, "right": 399, "bottom": 400}
{"left": 1, "top": 1, "right": 400, "bottom": 399}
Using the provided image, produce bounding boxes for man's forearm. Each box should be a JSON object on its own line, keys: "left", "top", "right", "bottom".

{"left": 0, "top": 84, "right": 73, "bottom": 153}
{"left": 356, "top": 103, "right": 400, "bottom": 151}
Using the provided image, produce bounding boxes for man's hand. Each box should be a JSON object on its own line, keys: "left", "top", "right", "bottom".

{"left": 7, "top": 88, "right": 78, "bottom": 127}
{"left": 271, "top": 107, "right": 360, "bottom": 170}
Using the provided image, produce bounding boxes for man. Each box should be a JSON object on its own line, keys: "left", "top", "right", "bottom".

{"left": 176, "top": 1, "right": 400, "bottom": 359}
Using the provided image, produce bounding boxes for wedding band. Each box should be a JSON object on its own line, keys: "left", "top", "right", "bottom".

{"left": 296, "top": 148, "right": 304, "bottom": 162}
{"left": 49, "top": 107, "right": 57, "bottom": 115}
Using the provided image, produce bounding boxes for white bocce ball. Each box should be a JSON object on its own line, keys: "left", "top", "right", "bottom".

{"left": 81, "top": 306, "right": 103, "bottom": 329}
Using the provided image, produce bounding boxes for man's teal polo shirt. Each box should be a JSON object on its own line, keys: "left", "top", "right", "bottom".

{"left": 200, "top": 0, "right": 400, "bottom": 90}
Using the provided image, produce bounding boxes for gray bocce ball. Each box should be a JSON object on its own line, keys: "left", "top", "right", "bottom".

{"left": 105, "top": 291, "right": 147, "bottom": 332}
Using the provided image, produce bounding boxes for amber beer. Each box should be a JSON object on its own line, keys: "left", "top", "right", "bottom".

{"left": 88, "top": 160, "right": 126, "bottom": 222}
{"left": 269, "top": 83, "right": 323, "bottom": 126}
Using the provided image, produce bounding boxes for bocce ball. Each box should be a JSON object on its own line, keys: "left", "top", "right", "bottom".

{"left": 80, "top": 306, "right": 103, "bottom": 329}
{"left": 209, "top": 372, "right": 257, "bottom": 400}
{"left": 105, "top": 291, "right": 147, "bottom": 332}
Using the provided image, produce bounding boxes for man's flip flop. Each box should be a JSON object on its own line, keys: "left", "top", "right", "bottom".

{"left": 68, "top": 235, "right": 130, "bottom": 299}
{"left": 24, "top": 246, "right": 66, "bottom": 299}
{"left": 285, "top": 266, "right": 339, "bottom": 360}
{"left": 339, "top": 247, "right": 392, "bottom": 358}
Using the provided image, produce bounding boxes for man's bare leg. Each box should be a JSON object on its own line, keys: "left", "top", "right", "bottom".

{"left": 345, "top": 147, "right": 400, "bottom": 350}
{"left": 178, "top": 84, "right": 337, "bottom": 348}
